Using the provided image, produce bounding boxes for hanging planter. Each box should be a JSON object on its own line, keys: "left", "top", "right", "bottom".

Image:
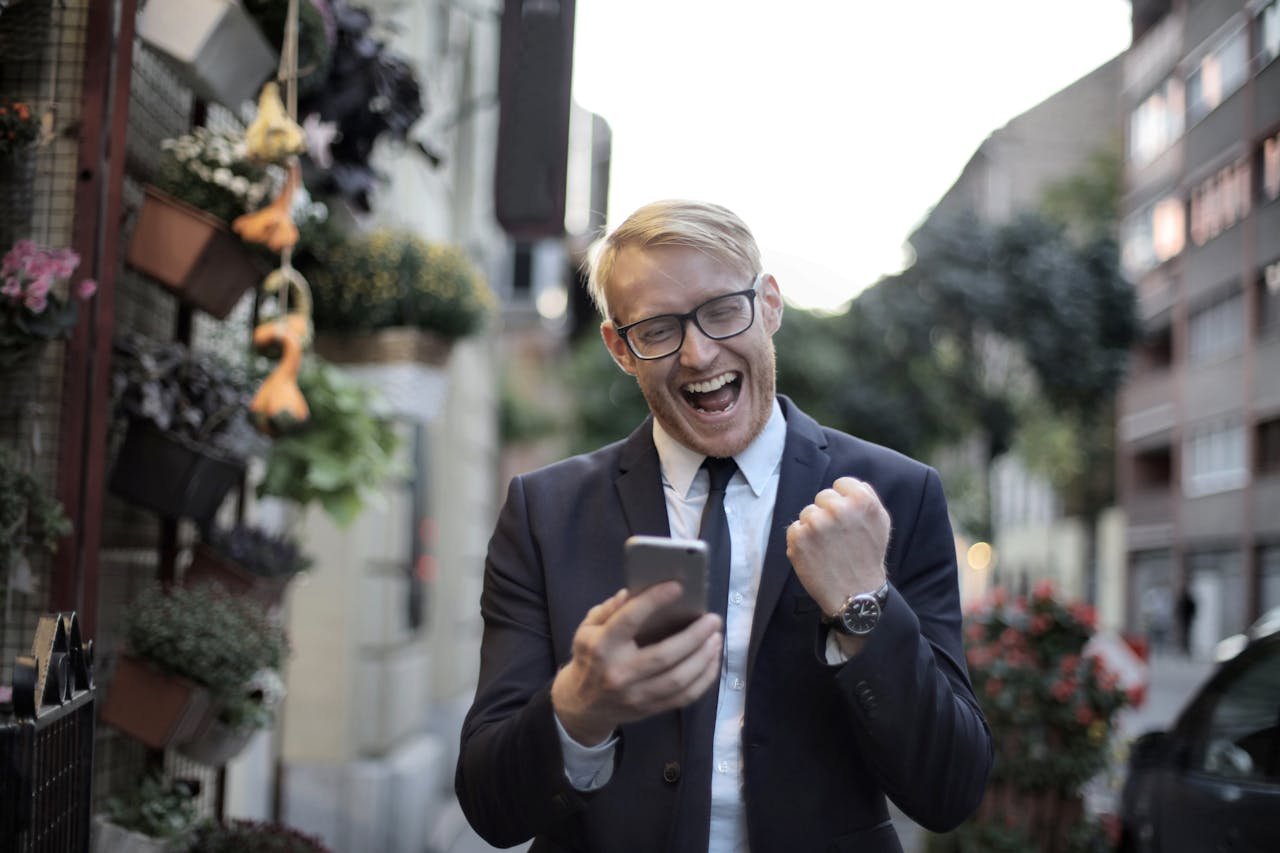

{"left": 135, "top": 0, "right": 277, "bottom": 109}
{"left": 125, "top": 186, "right": 263, "bottom": 320}
{"left": 183, "top": 539, "right": 296, "bottom": 609}
{"left": 313, "top": 325, "right": 454, "bottom": 367}
{"left": 175, "top": 711, "right": 256, "bottom": 766}
{"left": 99, "top": 655, "right": 213, "bottom": 751}
{"left": 108, "top": 419, "right": 246, "bottom": 523}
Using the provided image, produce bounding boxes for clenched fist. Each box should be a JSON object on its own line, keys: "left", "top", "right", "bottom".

{"left": 786, "top": 476, "right": 890, "bottom": 616}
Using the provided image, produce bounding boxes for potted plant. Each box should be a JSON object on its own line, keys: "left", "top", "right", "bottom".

{"left": 135, "top": 0, "right": 277, "bottom": 109}
{"left": 100, "top": 582, "right": 289, "bottom": 763}
{"left": 185, "top": 521, "right": 313, "bottom": 606}
{"left": 109, "top": 333, "right": 266, "bottom": 522}
{"left": 92, "top": 774, "right": 201, "bottom": 853}
{"left": 302, "top": 228, "right": 493, "bottom": 365}
{"left": 242, "top": 0, "right": 336, "bottom": 99}
{"left": 125, "top": 127, "right": 280, "bottom": 318}
{"left": 1, "top": 239, "right": 98, "bottom": 368}
{"left": 256, "top": 355, "right": 399, "bottom": 526}
{"left": 935, "top": 582, "right": 1135, "bottom": 853}
{"left": 189, "top": 818, "right": 332, "bottom": 852}
{"left": 0, "top": 448, "right": 71, "bottom": 591}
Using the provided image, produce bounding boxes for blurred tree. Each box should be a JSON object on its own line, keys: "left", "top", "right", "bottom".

{"left": 564, "top": 331, "right": 648, "bottom": 455}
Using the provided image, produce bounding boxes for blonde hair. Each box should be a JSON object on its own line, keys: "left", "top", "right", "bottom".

{"left": 584, "top": 199, "right": 762, "bottom": 318}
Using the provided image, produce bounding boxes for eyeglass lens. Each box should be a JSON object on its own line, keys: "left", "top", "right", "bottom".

{"left": 628, "top": 292, "right": 755, "bottom": 358}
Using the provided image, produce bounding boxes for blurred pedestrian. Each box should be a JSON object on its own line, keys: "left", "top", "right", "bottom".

{"left": 1178, "top": 586, "right": 1197, "bottom": 657}
{"left": 456, "top": 200, "right": 993, "bottom": 851}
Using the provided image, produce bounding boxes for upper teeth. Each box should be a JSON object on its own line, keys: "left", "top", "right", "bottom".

{"left": 684, "top": 373, "right": 735, "bottom": 394}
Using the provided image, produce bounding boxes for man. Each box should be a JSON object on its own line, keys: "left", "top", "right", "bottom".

{"left": 457, "top": 200, "right": 992, "bottom": 852}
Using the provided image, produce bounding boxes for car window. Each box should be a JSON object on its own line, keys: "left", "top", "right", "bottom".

{"left": 1195, "top": 642, "right": 1280, "bottom": 782}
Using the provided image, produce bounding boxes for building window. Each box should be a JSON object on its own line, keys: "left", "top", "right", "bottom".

{"left": 1258, "top": 0, "right": 1280, "bottom": 67}
{"left": 1128, "top": 76, "right": 1185, "bottom": 167}
{"left": 1190, "top": 158, "right": 1252, "bottom": 246}
{"left": 1258, "top": 417, "right": 1280, "bottom": 476}
{"left": 1133, "top": 444, "right": 1174, "bottom": 489}
{"left": 1122, "top": 195, "right": 1185, "bottom": 280}
{"left": 1188, "top": 288, "right": 1244, "bottom": 363}
{"left": 1261, "top": 259, "right": 1280, "bottom": 338}
{"left": 1184, "top": 420, "right": 1248, "bottom": 496}
{"left": 1187, "top": 23, "right": 1249, "bottom": 124}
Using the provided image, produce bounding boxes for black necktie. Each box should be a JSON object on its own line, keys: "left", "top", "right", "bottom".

{"left": 670, "top": 456, "right": 738, "bottom": 852}
{"left": 699, "top": 456, "right": 737, "bottom": 621}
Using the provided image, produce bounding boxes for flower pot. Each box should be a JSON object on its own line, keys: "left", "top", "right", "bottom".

{"left": 184, "top": 542, "right": 292, "bottom": 608}
{"left": 108, "top": 419, "right": 245, "bottom": 522}
{"left": 313, "top": 327, "right": 454, "bottom": 422}
{"left": 135, "top": 0, "right": 277, "bottom": 109}
{"left": 98, "top": 655, "right": 212, "bottom": 751}
{"left": 125, "top": 185, "right": 263, "bottom": 319}
{"left": 91, "top": 817, "right": 170, "bottom": 853}
{"left": 174, "top": 709, "right": 255, "bottom": 766}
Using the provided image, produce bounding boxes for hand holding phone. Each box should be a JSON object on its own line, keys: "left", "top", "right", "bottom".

{"left": 624, "top": 535, "right": 709, "bottom": 646}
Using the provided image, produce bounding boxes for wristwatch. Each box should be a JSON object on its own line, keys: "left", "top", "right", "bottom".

{"left": 823, "top": 581, "right": 890, "bottom": 636}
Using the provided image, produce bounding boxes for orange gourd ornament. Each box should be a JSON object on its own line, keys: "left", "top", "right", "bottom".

{"left": 233, "top": 160, "right": 301, "bottom": 253}
{"left": 250, "top": 266, "right": 313, "bottom": 436}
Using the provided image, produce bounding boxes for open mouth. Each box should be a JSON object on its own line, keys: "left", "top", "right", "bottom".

{"left": 681, "top": 371, "right": 741, "bottom": 414}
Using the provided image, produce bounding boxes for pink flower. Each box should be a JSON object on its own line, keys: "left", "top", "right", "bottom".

{"left": 23, "top": 289, "right": 47, "bottom": 313}
{"left": 77, "top": 278, "right": 97, "bottom": 299}
{"left": 1030, "top": 613, "right": 1052, "bottom": 635}
{"left": 2, "top": 276, "right": 19, "bottom": 298}
{"left": 1051, "top": 678, "right": 1077, "bottom": 701}
{"left": 50, "top": 248, "right": 79, "bottom": 279}
{"left": 24, "top": 274, "right": 50, "bottom": 300}
{"left": 1033, "top": 579, "right": 1055, "bottom": 601}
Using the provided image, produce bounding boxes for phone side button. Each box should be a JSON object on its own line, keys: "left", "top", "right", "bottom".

{"left": 662, "top": 761, "right": 682, "bottom": 784}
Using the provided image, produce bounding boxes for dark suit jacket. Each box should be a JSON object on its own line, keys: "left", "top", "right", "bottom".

{"left": 456, "top": 397, "right": 992, "bottom": 852}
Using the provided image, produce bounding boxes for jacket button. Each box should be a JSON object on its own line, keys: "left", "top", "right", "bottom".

{"left": 662, "top": 761, "right": 681, "bottom": 783}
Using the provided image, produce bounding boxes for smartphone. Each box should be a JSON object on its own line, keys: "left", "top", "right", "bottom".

{"left": 624, "top": 535, "right": 709, "bottom": 646}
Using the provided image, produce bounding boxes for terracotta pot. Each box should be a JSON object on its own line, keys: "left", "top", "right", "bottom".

{"left": 312, "top": 326, "right": 454, "bottom": 367}
{"left": 125, "top": 185, "right": 263, "bottom": 319}
{"left": 175, "top": 710, "right": 255, "bottom": 766}
{"left": 108, "top": 419, "right": 245, "bottom": 522}
{"left": 184, "top": 542, "right": 292, "bottom": 608}
{"left": 99, "top": 655, "right": 212, "bottom": 750}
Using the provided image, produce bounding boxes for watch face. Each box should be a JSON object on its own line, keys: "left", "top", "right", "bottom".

{"left": 839, "top": 595, "right": 882, "bottom": 635}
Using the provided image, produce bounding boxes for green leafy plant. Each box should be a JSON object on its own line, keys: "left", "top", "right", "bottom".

{"left": 121, "top": 583, "right": 289, "bottom": 729}
{"left": 257, "top": 356, "right": 400, "bottom": 525}
{"left": 1, "top": 239, "right": 97, "bottom": 367}
{"left": 300, "top": 229, "right": 493, "bottom": 340}
{"left": 152, "top": 127, "right": 281, "bottom": 223}
{"left": 0, "top": 448, "right": 72, "bottom": 571}
{"left": 190, "top": 819, "right": 332, "bottom": 852}
{"left": 111, "top": 333, "right": 264, "bottom": 459}
{"left": 103, "top": 773, "right": 201, "bottom": 840}
{"left": 0, "top": 99, "right": 40, "bottom": 160}
{"left": 204, "top": 522, "right": 313, "bottom": 578}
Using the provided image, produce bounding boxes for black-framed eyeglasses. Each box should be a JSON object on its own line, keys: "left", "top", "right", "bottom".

{"left": 614, "top": 274, "right": 764, "bottom": 360}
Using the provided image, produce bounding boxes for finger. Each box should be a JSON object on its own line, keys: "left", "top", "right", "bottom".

{"left": 606, "top": 581, "right": 685, "bottom": 640}
{"left": 582, "top": 588, "right": 630, "bottom": 627}
{"left": 797, "top": 503, "right": 826, "bottom": 526}
{"left": 628, "top": 612, "right": 722, "bottom": 679}
{"left": 635, "top": 630, "right": 724, "bottom": 712}
{"left": 812, "top": 487, "right": 844, "bottom": 511}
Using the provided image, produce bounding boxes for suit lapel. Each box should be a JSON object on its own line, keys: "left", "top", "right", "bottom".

{"left": 613, "top": 416, "right": 671, "bottom": 539}
{"left": 748, "top": 398, "right": 830, "bottom": 676}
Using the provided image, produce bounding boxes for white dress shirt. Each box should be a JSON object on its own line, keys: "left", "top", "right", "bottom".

{"left": 557, "top": 399, "right": 787, "bottom": 853}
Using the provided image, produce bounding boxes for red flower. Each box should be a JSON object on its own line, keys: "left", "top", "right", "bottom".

{"left": 1059, "top": 654, "right": 1080, "bottom": 675}
{"left": 1032, "top": 578, "right": 1055, "bottom": 601}
{"left": 1075, "top": 704, "right": 1095, "bottom": 726}
{"left": 1051, "top": 678, "right": 1077, "bottom": 701}
{"left": 1030, "top": 613, "right": 1052, "bottom": 635}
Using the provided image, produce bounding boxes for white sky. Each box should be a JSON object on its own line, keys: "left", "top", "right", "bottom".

{"left": 570, "top": 0, "right": 1133, "bottom": 311}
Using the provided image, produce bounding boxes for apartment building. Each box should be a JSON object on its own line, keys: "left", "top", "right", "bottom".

{"left": 1118, "top": 0, "right": 1280, "bottom": 657}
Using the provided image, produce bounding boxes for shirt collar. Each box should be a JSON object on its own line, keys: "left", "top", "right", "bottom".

{"left": 652, "top": 398, "right": 786, "bottom": 498}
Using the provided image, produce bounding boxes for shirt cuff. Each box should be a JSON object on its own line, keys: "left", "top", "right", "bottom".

{"left": 554, "top": 713, "right": 619, "bottom": 791}
{"left": 824, "top": 630, "right": 851, "bottom": 665}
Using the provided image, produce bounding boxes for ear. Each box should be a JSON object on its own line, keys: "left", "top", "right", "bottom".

{"left": 601, "top": 320, "right": 638, "bottom": 376}
{"left": 759, "top": 273, "right": 784, "bottom": 335}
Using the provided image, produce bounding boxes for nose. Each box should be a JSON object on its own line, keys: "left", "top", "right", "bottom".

{"left": 677, "top": 317, "right": 719, "bottom": 367}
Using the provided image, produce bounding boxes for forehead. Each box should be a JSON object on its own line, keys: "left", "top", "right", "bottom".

{"left": 607, "top": 244, "right": 748, "bottom": 323}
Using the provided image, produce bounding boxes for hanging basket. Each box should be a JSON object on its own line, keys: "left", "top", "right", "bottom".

{"left": 98, "top": 655, "right": 213, "bottom": 751}
{"left": 108, "top": 419, "right": 245, "bottom": 523}
{"left": 184, "top": 543, "right": 292, "bottom": 608}
{"left": 125, "top": 185, "right": 263, "bottom": 319}
{"left": 135, "top": 0, "right": 277, "bottom": 109}
{"left": 312, "top": 327, "right": 455, "bottom": 367}
{"left": 174, "top": 709, "right": 255, "bottom": 766}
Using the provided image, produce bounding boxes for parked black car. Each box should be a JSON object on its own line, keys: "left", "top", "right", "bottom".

{"left": 1119, "top": 610, "right": 1280, "bottom": 852}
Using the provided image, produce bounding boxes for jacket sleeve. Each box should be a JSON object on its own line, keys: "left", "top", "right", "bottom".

{"left": 833, "top": 467, "right": 993, "bottom": 832}
{"left": 454, "top": 475, "right": 593, "bottom": 847}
